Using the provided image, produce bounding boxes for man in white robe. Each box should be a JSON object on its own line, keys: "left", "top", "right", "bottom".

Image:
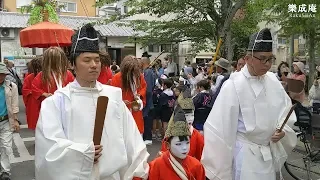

{"left": 35, "top": 24, "right": 149, "bottom": 180}
{"left": 201, "top": 28, "right": 297, "bottom": 180}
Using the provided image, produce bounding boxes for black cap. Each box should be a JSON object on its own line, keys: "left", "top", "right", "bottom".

{"left": 71, "top": 23, "right": 99, "bottom": 54}
{"left": 247, "top": 28, "right": 273, "bottom": 52}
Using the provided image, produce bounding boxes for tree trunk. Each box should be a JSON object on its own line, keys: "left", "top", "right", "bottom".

{"left": 217, "top": 0, "right": 246, "bottom": 60}
{"left": 225, "top": 31, "right": 234, "bottom": 61}
{"left": 308, "top": 29, "right": 316, "bottom": 90}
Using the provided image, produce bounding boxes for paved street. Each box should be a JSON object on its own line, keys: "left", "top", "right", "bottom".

{"left": 9, "top": 96, "right": 320, "bottom": 180}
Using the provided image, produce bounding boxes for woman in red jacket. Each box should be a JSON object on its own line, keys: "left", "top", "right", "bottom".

{"left": 32, "top": 47, "right": 74, "bottom": 122}
{"left": 111, "top": 55, "right": 147, "bottom": 134}
{"left": 22, "top": 57, "right": 42, "bottom": 130}
{"left": 97, "top": 51, "right": 113, "bottom": 84}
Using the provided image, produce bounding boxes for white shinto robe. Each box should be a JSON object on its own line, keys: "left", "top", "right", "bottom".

{"left": 202, "top": 65, "right": 297, "bottom": 180}
{"left": 35, "top": 81, "right": 149, "bottom": 180}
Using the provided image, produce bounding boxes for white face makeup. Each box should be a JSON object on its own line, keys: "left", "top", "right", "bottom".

{"left": 185, "top": 112, "right": 194, "bottom": 126}
{"left": 170, "top": 136, "right": 190, "bottom": 159}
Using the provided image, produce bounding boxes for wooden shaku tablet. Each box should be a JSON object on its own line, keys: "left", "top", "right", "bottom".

{"left": 93, "top": 96, "right": 109, "bottom": 145}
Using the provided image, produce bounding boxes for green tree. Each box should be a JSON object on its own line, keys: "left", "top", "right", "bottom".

{"left": 97, "top": 0, "right": 267, "bottom": 60}
{"left": 266, "top": 0, "right": 320, "bottom": 88}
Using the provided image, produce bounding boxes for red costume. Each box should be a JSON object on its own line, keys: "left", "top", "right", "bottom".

{"left": 22, "top": 73, "right": 40, "bottom": 130}
{"left": 97, "top": 66, "right": 113, "bottom": 84}
{"left": 146, "top": 151, "right": 205, "bottom": 180}
{"left": 161, "top": 128, "right": 204, "bottom": 161}
{"left": 31, "top": 70, "right": 74, "bottom": 123}
{"left": 110, "top": 72, "right": 147, "bottom": 133}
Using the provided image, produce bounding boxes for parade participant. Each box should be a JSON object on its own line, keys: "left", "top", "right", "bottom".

{"left": 160, "top": 88, "right": 204, "bottom": 161}
{"left": 152, "top": 78, "right": 164, "bottom": 141}
{"left": 97, "top": 51, "right": 113, "bottom": 84}
{"left": 141, "top": 57, "right": 156, "bottom": 145}
{"left": 202, "top": 28, "right": 297, "bottom": 180}
{"left": 111, "top": 55, "right": 147, "bottom": 134}
{"left": 22, "top": 57, "right": 42, "bottom": 130}
{"left": 148, "top": 107, "right": 205, "bottom": 179}
{"left": 32, "top": 47, "right": 74, "bottom": 121}
{"left": 193, "top": 80, "right": 212, "bottom": 133}
{"left": 158, "top": 78, "right": 175, "bottom": 133}
{"left": 0, "top": 62, "right": 20, "bottom": 180}
{"left": 35, "top": 23, "right": 149, "bottom": 180}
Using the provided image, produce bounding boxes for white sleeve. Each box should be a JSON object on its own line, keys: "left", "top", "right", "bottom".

{"left": 119, "top": 102, "right": 149, "bottom": 180}
{"left": 35, "top": 96, "right": 95, "bottom": 180}
{"left": 201, "top": 80, "right": 240, "bottom": 180}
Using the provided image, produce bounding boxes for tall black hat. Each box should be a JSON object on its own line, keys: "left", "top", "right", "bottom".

{"left": 71, "top": 23, "right": 99, "bottom": 55}
{"left": 142, "top": 51, "right": 152, "bottom": 58}
{"left": 247, "top": 28, "right": 273, "bottom": 52}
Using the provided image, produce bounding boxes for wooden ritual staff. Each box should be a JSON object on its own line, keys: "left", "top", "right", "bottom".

{"left": 279, "top": 103, "right": 297, "bottom": 132}
{"left": 93, "top": 96, "right": 109, "bottom": 145}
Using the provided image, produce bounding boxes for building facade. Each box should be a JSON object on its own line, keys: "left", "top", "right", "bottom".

{"left": 1, "top": 0, "right": 97, "bottom": 17}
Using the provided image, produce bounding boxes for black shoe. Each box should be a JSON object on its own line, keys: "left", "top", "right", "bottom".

{"left": 0, "top": 172, "right": 11, "bottom": 180}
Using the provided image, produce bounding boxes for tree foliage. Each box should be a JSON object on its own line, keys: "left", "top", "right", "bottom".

{"left": 96, "top": 0, "right": 260, "bottom": 60}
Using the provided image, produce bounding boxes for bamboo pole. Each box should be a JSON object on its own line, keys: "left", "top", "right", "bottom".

{"left": 209, "top": 38, "right": 223, "bottom": 75}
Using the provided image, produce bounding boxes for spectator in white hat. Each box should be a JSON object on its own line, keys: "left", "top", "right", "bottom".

{"left": 289, "top": 61, "right": 306, "bottom": 103}
{"left": 212, "top": 58, "right": 230, "bottom": 94}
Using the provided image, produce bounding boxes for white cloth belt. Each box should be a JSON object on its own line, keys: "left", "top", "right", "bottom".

{"left": 237, "top": 133, "right": 285, "bottom": 179}
{"left": 236, "top": 133, "right": 272, "bottom": 162}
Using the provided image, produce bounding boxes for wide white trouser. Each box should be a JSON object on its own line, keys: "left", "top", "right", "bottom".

{"left": 233, "top": 135, "right": 276, "bottom": 180}
{"left": 0, "top": 120, "right": 13, "bottom": 174}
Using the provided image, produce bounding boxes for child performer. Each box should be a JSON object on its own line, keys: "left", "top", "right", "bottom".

{"left": 152, "top": 78, "right": 164, "bottom": 140}
{"left": 160, "top": 87, "right": 204, "bottom": 161}
{"left": 147, "top": 107, "right": 205, "bottom": 180}
{"left": 158, "top": 78, "right": 175, "bottom": 133}
{"left": 192, "top": 80, "right": 212, "bottom": 134}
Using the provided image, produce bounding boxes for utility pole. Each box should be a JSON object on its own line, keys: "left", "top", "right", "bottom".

{"left": 289, "top": 35, "right": 294, "bottom": 70}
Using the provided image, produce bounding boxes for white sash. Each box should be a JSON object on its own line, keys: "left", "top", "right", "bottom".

{"left": 130, "top": 77, "right": 138, "bottom": 99}
{"left": 168, "top": 153, "right": 188, "bottom": 180}
{"left": 52, "top": 73, "right": 63, "bottom": 89}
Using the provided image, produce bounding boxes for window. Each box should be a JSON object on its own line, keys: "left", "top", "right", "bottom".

{"left": 148, "top": 45, "right": 159, "bottom": 53}
{"left": 59, "top": 2, "right": 77, "bottom": 13}
{"left": 277, "top": 37, "right": 286, "bottom": 44}
{"left": 161, "top": 44, "right": 172, "bottom": 52}
{"left": 16, "top": 0, "right": 32, "bottom": 7}
{"left": 123, "top": 6, "right": 128, "bottom": 13}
